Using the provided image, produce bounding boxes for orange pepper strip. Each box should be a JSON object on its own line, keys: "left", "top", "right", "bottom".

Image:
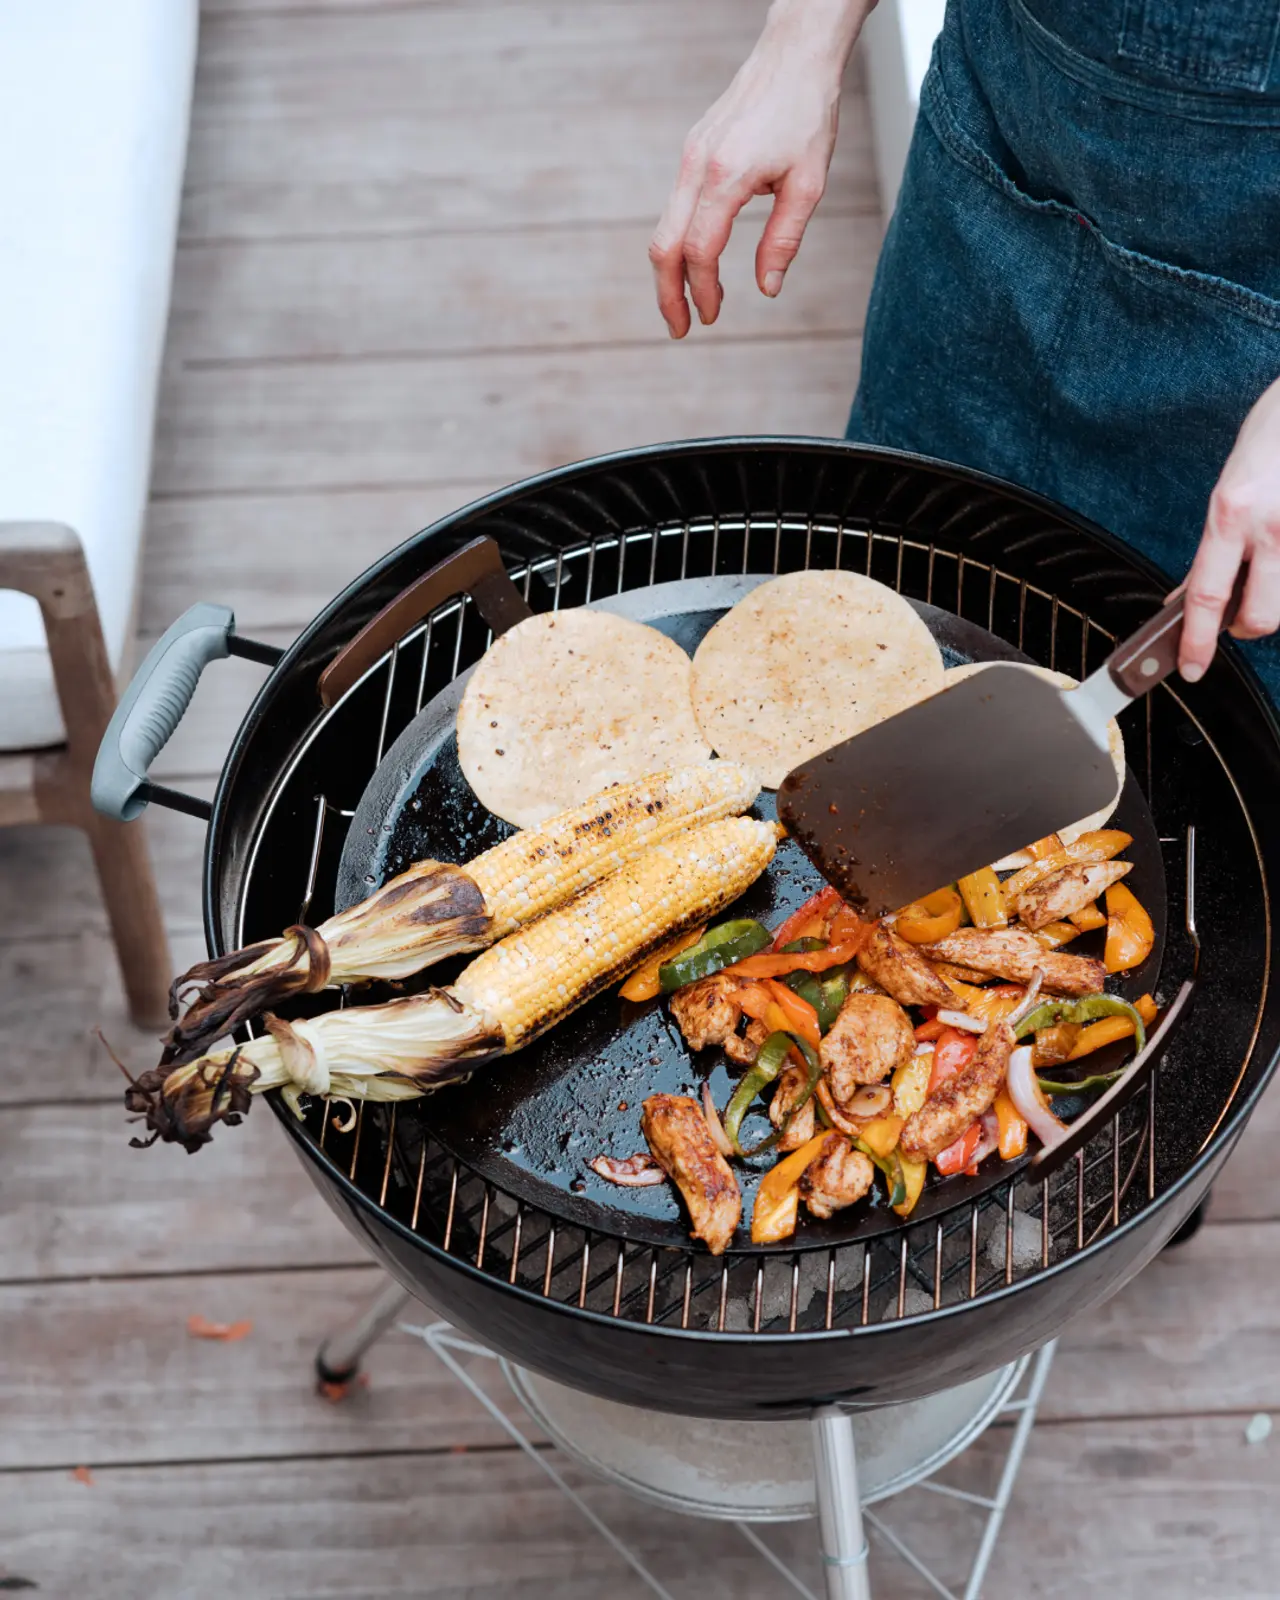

{"left": 764, "top": 979, "right": 823, "bottom": 1052}
{"left": 1036, "top": 920, "right": 1081, "bottom": 949}
{"left": 896, "top": 886, "right": 964, "bottom": 945}
{"left": 827, "top": 905, "right": 866, "bottom": 946}
{"left": 723, "top": 938, "right": 867, "bottom": 979}
{"left": 1004, "top": 830, "right": 1133, "bottom": 901}
{"left": 751, "top": 1132, "right": 831, "bottom": 1244}
{"left": 1067, "top": 1016, "right": 1136, "bottom": 1058}
{"left": 771, "top": 885, "right": 842, "bottom": 951}
{"left": 914, "top": 1017, "right": 947, "bottom": 1042}
{"left": 619, "top": 925, "right": 706, "bottom": 1002}
{"left": 1105, "top": 882, "right": 1155, "bottom": 974}
{"left": 1069, "top": 902, "right": 1108, "bottom": 933}
{"left": 1026, "top": 833, "right": 1065, "bottom": 860}
{"left": 1135, "top": 993, "right": 1159, "bottom": 1026}
{"left": 993, "top": 1088, "right": 1028, "bottom": 1159}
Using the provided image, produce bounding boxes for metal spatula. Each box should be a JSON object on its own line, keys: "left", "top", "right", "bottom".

{"left": 777, "top": 584, "right": 1240, "bottom": 917}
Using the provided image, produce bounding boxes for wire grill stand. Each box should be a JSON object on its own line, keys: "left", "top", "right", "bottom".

{"left": 258, "top": 519, "right": 1219, "bottom": 1349}
{"left": 398, "top": 1317, "right": 1057, "bottom": 1600}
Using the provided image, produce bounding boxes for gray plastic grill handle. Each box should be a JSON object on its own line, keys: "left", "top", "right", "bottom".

{"left": 91, "top": 603, "right": 235, "bottom": 821}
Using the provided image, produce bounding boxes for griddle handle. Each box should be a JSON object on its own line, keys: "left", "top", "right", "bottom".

{"left": 1025, "top": 978, "right": 1195, "bottom": 1186}
{"left": 318, "top": 535, "right": 533, "bottom": 709}
{"left": 1106, "top": 569, "right": 1246, "bottom": 699}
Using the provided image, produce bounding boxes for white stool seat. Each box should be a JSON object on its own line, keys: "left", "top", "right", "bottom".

{"left": 0, "top": 0, "right": 197, "bottom": 749}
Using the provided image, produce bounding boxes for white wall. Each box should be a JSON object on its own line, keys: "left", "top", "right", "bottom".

{"left": 861, "top": 0, "right": 946, "bottom": 213}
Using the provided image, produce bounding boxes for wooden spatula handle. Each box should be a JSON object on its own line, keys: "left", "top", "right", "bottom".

{"left": 1106, "top": 569, "right": 1247, "bottom": 698}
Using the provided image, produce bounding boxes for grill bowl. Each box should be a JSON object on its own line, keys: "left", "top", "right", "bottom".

{"left": 190, "top": 439, "right": 1279, "bottom": 1417}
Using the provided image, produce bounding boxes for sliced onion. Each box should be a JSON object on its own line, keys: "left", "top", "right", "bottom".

{"left": 1006, "top": 1045, "right": 1068, "bottom": 1148}
{"left": 914, "top": 1040, "right": 937, "bottom": 1057}
{"left": 967, "top": 1112, "right": 999, "bottom": 1168}
{"left": 937, "top": 1008, "right": 987, "bottom": 1035}
{"left": 588, "top": 1153, "right": 666, "bottom": 1187}
{"left": 700, "top": 1083, "right": 735, "bottom": 1158}
{"left": 1007, "top": 968, "right": 1046, "bottom": 1032}
{"left": 846, "top": 1084, "right": 893, "bottom": 1118}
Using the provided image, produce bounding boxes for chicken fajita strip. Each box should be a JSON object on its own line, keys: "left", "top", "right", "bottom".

{"left": 641, "top": 1093, "right": 742, "bottom": 1255}
{"left": 921, "top": 929, "right": 1105, "bottom": 996}
{"left": 900, "top": 1021, "right": 1016, "bottom": 1161}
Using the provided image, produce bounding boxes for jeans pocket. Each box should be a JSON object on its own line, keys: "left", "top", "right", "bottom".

{"left": 1118, "top": 0, "right": 1280, "bottom": 93}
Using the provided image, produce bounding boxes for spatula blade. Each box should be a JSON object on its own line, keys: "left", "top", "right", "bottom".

{"left": 776, "top": 665, "right": 1120, "bottom": 917}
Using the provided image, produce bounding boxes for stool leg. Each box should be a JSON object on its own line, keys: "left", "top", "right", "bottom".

{"left": 811, "top": 1407, "right": 872, "bottom": 1600}
{"left": 316, "top": 1279, "right": 413, "bottom": 1384}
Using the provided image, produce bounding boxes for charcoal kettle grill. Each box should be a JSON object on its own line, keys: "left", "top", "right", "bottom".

{"left": 95, "top": 440, "right": 1280, "bottom": 1596}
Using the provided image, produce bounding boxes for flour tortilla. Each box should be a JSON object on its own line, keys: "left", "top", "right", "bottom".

{"left": 689, "top": 570, "right": 945, "bottom": 789}
{"left": 457, "top": 609, "right": 712, "bottom": 828}
{"left": 942, "top": 662, "right": 1127, "bottom": 866}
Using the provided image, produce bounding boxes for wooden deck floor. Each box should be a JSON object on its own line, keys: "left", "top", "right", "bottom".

{"left": 2, "top": 2, "right": 1277, "bottom": 1594}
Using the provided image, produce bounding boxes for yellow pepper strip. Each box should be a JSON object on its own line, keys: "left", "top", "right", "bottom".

{"left": 619, "top": 925, "right": 706, "bottom": 1002}
{"left": 892, "top": 1053, "right": 933, "bottom": 1119}
{"left": 895, "top": 886, "right": 964, "bottom": 945}
{"left": 1069, "top": 901, "right": 1108, "bottom": 932}
{"left": 858, "top": 1114, "right": 905, "bottom": 1158}
{"left": 751, "top": 1133, "right": 830, "bottom": 1244}
{"left": 894, "top": 1157, "right": 929, "bottom": 1217}
{"left": 1066, "top": 992, "right": 1159, "bottom": 1058}
{"left": 968, "top": 984, "right": 1026, "bottom": 1026}
{"left": 1036, "top": 921, "right": 1081, "bottom": 949}
{"left": 1105, "top": 882, "right": 1155, "bottom": 974}
{"left": 993, "top": 1087, "right": 1028, "bottom": 1158}
{"left": 1003, "top": 829, "right": 1133, "bottom": 902}
{"left": 1026, "top": 833, "right": 1065, "bottom": 860}
{"left": 944, "top": 975, "right": 991, "bottom": 1010}
{"left": 957, "top": 866, "right": 1008, "bottom": 929}
{"left": 1068, "top": 1015, "right": 1136, "bottom": 1057}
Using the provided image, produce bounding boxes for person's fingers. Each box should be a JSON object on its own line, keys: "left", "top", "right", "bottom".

{"left": 755, "top": 163, "right": 825, "bottom": 296}
{"left": 1229, "top": 548, "right": 1280, "bottom": 640}
{"left": 682, "top": 161, "right": 754, "bottom": 326}
{"left": 1179, "top": 515, "right": 1246, "bottom": 681}
{"left": 649, "top": 146, "right": 706, "bottom": 338}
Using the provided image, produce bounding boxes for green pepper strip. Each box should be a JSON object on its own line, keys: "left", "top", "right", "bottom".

{"left": 814, "top": 966, "right": 851, "bottom": 1033}
{"left": 781, "top": 937, "right": 827, "bottom": 954}
{"left": 723, "top": 1033, "right": 821, "bottom": 1158}
{"left": 856, "top": 1141, "right": 907, "bottom": 1209}
{"left": 1037, "top": 1068, "right": 1126, "bottom": 1095}
{"left": 1014, "top": 993, "right": 1147, "bottom": 1054}
{"left": 658, "top": 918, "right": 772, "bottom": 992}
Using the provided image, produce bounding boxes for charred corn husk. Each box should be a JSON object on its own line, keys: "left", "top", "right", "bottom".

{"left": 162, "top": 761, "right": 759, "bottom": 1063}
{"left": 130, "top": 815, "right": 779, "bottom": 1151}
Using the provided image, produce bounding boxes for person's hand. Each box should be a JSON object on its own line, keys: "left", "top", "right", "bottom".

{"left": 649, "top": 0, "right": 872, "bottom": 339}
{"left": 1180, "top": 374, "right": 1280, "bottom": 681}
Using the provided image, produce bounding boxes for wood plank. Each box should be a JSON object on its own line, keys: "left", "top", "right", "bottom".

{"left": 1044, "top": 1220, "right": 1280, "bottom": 1420}
{"left": 1209, "top": 1078, "right": 1280, "bottom": 1223}
{"left": 140, "top": 480, "right": 506, "bottom": 635}
{"left": 0, "top": 1450, "right": 866, "bottom": 1600}
{"left": 0, "top": 794, "right": 210, "bottom": 939}
{"left": 152, "top": 336, "right": 861, "bottom": 498}
{"left": 0, "top": 1269, "right": 524, "bottom": 1469}
{"left": 0, "top": 1102, "right": 362, "bottom": 1280}
{"left": 3, "top": 1413, "right": 1275, "bottom": 1600}
{"left": 185, "top": 4, "right": 878, "bottom": 241}
{"left": 0, "top": 926, "right": 205, "bottom": 1104}
{"left": 168, "top": 212, "right": 879, "bottom": 364}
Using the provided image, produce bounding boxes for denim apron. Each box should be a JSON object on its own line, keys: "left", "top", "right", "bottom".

{"left": 847, "top": 0, "right": 1280, "bottom": 699}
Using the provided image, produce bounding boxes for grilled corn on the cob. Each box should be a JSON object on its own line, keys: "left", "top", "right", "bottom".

{"left": 128, "top": 815, "right": 779, "bottom": 1151}
{"left": 163, "top": 760, "right": 759, "bottom": 1063}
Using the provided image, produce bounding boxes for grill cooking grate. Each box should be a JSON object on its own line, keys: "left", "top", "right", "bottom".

{"left": 243, "top": 516, "right": 1211, "bottom": 1335}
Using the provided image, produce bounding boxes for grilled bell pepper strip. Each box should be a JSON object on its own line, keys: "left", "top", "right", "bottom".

{"left": 1036, "top": 921, "right": 1081, "bottom": 949}
{"left": 722, "top": 938, "right": 868, "bottom": 980}
{"left": 857, "top": 1140, "right": 908, "bottom": 1207}
{"left": 957, "top": 867, "right": 1007, "bottom": 929}
{"left": 1003, "top": 830, "right": 1132, "bottom": 901}
{"left": 934, "top": 1122, "right": 982, "bottom": 1177}
{"left": 751, "top": 1131, "right": 831, "bottom": 1244}
{"left": 619, "top": 925, "right": 706, "bottom": 1002}
{"left": 992, "top": 1088, "right": 1028, "bottom": 1158}
{"left": 771, "top": 886, "right": 842, "bottom": 951}
{"left": 894, "top": 1156, "right": 928, "bottom": 1217}
{"left": 723, "top": 1033, "right": 821, "bottom": 1157}
{"left": 1037, "top": 1068, "right": 1126, "bottom": 1094}
{"left": 1067, "top": 1016, "right": 1139, "bottom": 1058}
{"left": 658, "top": 918, "right": 771, "bottom": 991}
{"left": 1069, "top": 901, "right": 1108, "bottom": 933}
{"left": 895, "top": 886, "right": 964, "bottom": 945}
{"left": 1014, "top": 993, "right": 1148, "bottom": 1054}
{"left": 814, "top": 967, "right": 852, "bottom": 1033}
{"left": 765, "top": 979, "right": 823, "bottom": 1051}
{"left": 1104, "top": 882, "right": 1155, "bottom": 974}
{"left": 857, "top": 1114, "right": 905, "bottom": 1158}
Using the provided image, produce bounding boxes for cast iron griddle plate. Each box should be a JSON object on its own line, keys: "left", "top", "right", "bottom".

{"left": 335, "top": 577, "right": 1167, "bottom": 1253}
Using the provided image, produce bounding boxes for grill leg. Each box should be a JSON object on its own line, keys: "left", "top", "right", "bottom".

{"left": 315, "top": 1279, "right": 412, "bottom": 1384}
{"left": 811, "top": 1406, "right": 871, "bottom": 1600}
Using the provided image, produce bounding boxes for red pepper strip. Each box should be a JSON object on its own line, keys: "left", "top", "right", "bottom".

{"left": 771, "top": 885, "right": 842, "bottom": 951}
{"left": 763, "top": 979, "right": 823, "bottom": 1052}
{"left": 914, "top": 1018, "right": 947, "bottom": 1042}
{"left": 935, "top": 1122, "right": 981, "bottom": 1176}
{"left": 724, "top": 937, "right": 868, "bottom": 980}
{"left": 928, "top": 1028, "right": 979, "bottom": 1093}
